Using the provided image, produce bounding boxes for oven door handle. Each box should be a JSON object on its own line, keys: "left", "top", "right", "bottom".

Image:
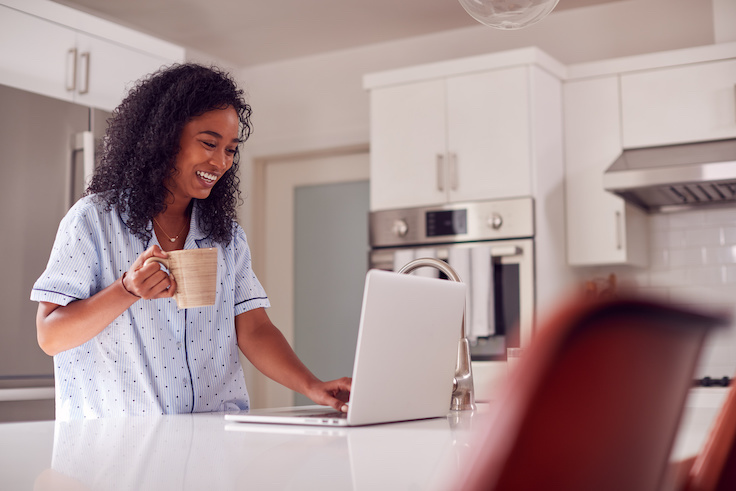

{"left": 490, "top": 246, "right": 522, "bottom": 257}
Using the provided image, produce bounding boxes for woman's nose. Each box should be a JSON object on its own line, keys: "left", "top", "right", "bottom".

{"left": 210, "top": 151, "right": 230, "bottom": 169}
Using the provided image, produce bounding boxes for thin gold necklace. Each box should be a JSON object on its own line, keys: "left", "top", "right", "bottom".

{"left": 153, "top": 216, "right": 188, "bottom": 243}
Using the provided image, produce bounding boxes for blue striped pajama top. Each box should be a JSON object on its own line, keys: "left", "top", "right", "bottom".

{"left": 30, "top": 195, "right": 270, "bottom": 420}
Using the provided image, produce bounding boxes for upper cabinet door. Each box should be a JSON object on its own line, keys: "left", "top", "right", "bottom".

{"left": 0, "top": 6, "right": 76, "bottom": 102}
{"left": 74, "top": 33, "right": 170, "bottom": 111}
{"left": 369, "top": 79, "right": 447, "bottom": 211}
{"left": 369, "top": 66, "right": 535, "bottom": 211}
{"left": 447, "top": 66, "right": 531, "bottom": 202}
{"left": 564, "top": 76, "right": 648, "bottom": 267}
{"left": 621, "top": 59, "right": 736, "bottom": 148}
{"left": 0, "top": 4, "right": 183, "bottom": 112}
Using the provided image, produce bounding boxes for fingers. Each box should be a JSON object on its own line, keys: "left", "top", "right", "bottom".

{"left": 166, "top": 275, "right": 178, "bottom": 299}
{"left": 323, "top": 395, "right": 347, "bottom": 413}
{"left": 328, "top": 377, "right": 352, "bottom": 397}
{"left": 131, "top": 244, "right": 168, "bottom": 270}
{"left": 331, "top": 398, "right": 349, "bottom": 413}
{"left": 123, "top": 263, "right": 171, "bottom": 299}
{"left": 123, "top": 246, "right": 176, "bottom": 300}
{"left": 318, "top": 377, "right": 352, "bottom": 412}
{"left": 139, "top": 265, "right": 175, "bottom": 299}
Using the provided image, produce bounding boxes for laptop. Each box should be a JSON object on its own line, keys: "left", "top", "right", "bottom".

{"left": 225, "top": 268, "right": 467, "bottom": 427}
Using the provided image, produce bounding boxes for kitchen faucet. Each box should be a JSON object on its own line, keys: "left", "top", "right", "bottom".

{"left": 397, "top": 257, "right": 476, "bottom": 411}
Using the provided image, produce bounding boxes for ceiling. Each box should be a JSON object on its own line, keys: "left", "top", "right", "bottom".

{"left": 51, "top": 0, "right": 618, "bottom": 67}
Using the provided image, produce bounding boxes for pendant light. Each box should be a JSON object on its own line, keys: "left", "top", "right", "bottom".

{"left": 458, "top": 0, "right": 560, "bottom": 30}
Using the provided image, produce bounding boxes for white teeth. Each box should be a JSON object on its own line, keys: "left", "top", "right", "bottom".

{"left": 197, "top": 171, "right": 217, "bottom": 182}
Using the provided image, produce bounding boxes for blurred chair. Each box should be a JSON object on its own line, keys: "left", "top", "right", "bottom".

{"left": 678, "top": 378, "right": 736, "bottom": 491}
{"left": 455, "top": 295, "right": 728, "bottom": 491}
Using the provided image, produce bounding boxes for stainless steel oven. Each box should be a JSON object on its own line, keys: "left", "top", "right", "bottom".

{"left": 369, "top": 198, "right": 535, "bottom": 400}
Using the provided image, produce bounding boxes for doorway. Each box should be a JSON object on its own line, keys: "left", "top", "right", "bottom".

{"left": 247, "top": 147, "right": 369, "bottom": 408}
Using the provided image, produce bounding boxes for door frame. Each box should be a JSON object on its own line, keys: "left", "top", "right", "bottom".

{"left": 245, "top": 144, "right": 369, "bottom": 408}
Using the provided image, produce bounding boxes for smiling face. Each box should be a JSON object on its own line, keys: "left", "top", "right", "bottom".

{"left": 166, "top": 106, "right": 240, "bottom": 204}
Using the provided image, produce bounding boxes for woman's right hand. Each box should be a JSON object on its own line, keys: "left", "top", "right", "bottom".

{"left": 121, "top": 245, "right": 177, "bottom": 300}
{"left": 37, "top": 244, "right": 179, "bottom": 356}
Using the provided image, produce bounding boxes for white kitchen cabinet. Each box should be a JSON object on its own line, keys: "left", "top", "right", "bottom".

{"left": 368, "top": 65, "right": 539, "bottom": 211}
{"left": 0, "top": 5, "right": 76, "bottom": 102}
{"left": 369, "top": 79, "right": 447, "bottom": 209}
{"left": 564, "top": 76, "right": 648, "bottom": 266}
{"left": 0, "top": 2, "right": 182, "bottom": 112}
{"left": 447, "top": 67, "right": 531, "bottom": 203}
{"left": 73, "top": 33, "right": 169, "bottom": 111}
{"left": 366, "top": 47, "right": 571, "bottom": 322}
{"left": 621, "top": 59, "right": 736, "bottom": 148}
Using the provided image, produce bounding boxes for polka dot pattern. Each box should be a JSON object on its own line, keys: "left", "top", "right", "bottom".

{"left": 31, "top": 196, "right": 270, "bottom": 420}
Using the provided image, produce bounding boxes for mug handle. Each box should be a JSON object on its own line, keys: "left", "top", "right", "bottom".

{"left": 144, "top": 256, "right": 170, "bottom": 273}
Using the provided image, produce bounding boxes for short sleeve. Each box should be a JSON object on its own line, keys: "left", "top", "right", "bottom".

{"left": 30, "top": 201, "right": 103, "bottom": 306}
{"left": 231, "top": 224, "right": 270, "bottom": 316}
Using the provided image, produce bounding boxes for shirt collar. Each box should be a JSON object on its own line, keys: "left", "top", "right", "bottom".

{"left": 130, "top": 199, "right": 212, "bottom": 250}
{"left": 186, "top": 200, "right": 214, "bottom": 249}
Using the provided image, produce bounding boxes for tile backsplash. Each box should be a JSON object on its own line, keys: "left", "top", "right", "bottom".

{"left": 576, "top": 207, "right": 736, "bottom": 380}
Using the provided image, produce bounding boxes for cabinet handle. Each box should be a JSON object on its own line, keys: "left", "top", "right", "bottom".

{"left": 615, "top": 210, "right": 623, "bottom": 250}
{"left": 67, "top": 131, "right": 95, "bottom": 209}
{"left": 78, "top": 52, "right": 90, "bottom": 95}
{"left": 66, "top": 48, "right": 77, "bottom": 92}
{"left": 436, "top": 154, "right": 445, "bottom": 191}
{"left": 449, "top": 153, "right": 458, "bottom": 190}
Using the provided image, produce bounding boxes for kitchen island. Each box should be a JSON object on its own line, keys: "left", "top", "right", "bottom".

{"left": 1, "top": 389, "right": 728, "bottom": 491}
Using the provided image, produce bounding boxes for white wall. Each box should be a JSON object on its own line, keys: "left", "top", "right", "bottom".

{"left": 238, "top": 0, "right": 715, "bottom": 154}
{"left": 215, "top": 0, "right": 735, "bottom": 380}
{"left": 235, "top": 0, "right": 722, "bottom": 233}
{"left": 579, "top": 208, "right": 736, "bottom": 380}
{"left": 228, "top": 0, "right": 727, "bottom": 298}
{"left": 714, "top": 0, "right": 736, "bottom": 43}
{"left": 647, "top": 210, "right": 736, "bottom": 379}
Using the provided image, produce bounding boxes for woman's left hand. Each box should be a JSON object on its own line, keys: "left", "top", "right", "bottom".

{"left": 235, "top": 308, "right": 351, "bottom": 412}
{"left": 305, "top": 377, "right": 352, "bottom": 412}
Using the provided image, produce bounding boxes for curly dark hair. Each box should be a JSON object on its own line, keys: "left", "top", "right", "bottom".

{"left": 87, "top": 63, "right": 252, "bottom": 244}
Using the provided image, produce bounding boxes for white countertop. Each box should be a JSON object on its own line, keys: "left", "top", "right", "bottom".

{"left": 1, "top": 389, "right": 728, "bottom": 491}
{"left": 2, "top": 410, "right": 487, "bottom": 491}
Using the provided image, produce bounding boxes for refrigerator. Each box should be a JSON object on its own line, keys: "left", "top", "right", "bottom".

{"left": 0, "top": 84, "right": 110, "bottom": 422}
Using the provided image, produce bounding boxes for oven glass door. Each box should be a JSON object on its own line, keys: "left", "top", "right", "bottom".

{"left": 368, "top": 238, "right": 535, "bottom": 362}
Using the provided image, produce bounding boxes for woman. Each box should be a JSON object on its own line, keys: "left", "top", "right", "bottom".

{"left": 31, "top": 63, "right": 350, "bottom": 420}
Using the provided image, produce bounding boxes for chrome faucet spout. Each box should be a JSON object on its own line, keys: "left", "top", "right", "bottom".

{"left": 397, "top": 257, "right": 476, "bottom": 411}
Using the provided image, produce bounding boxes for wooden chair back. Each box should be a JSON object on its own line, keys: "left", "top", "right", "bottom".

{"left": 684, "top": 380, "right": 736, "bottom": 491}
{"left": 456, "top": 296, "right": 728, "bottom": 491}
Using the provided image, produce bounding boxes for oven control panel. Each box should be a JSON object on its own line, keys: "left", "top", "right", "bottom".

{"left": 369, "top": 197, "right": 534, "bottom": 248}
{"left": 426, "top": 209, "right": 467, "bottom": 237}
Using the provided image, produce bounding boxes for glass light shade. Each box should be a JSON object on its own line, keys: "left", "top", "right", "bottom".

{"left": 458, "top": 0, "right": 560, "bottom": 30}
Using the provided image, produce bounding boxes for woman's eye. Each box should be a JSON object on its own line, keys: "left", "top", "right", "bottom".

{"left": 202, "top": 141, "right": 216, "bottom": 149}
{"left": 226, "top": 148, "right": 237, "bottom": 155}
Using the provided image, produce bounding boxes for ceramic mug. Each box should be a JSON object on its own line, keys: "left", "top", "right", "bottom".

{"left": 144, "top": 248, "right": 218, "bottom": 309}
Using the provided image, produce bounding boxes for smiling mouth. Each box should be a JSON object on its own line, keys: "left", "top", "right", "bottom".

{"left": 197, "top": 171, "right": 218, "bottom": 184}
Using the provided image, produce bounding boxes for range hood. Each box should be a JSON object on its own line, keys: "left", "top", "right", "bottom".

{"left": 603, "top": 138, "right": 736, "bottom": 213}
